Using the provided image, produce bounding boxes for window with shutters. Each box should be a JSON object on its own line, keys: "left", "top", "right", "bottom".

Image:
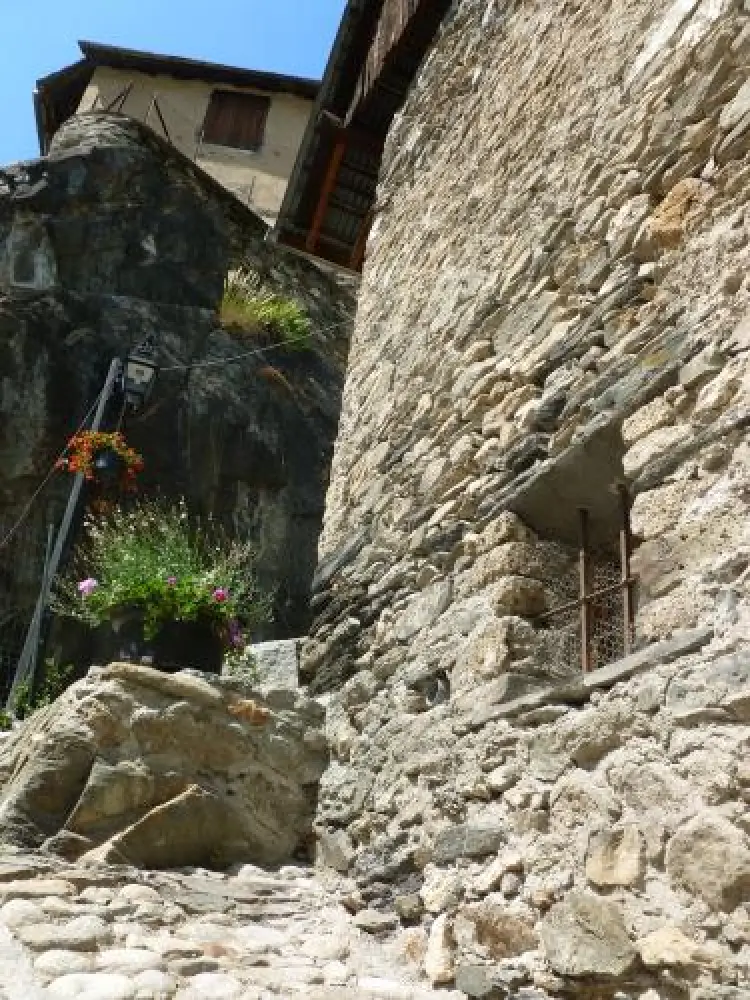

{"left": 201, "top": 90, "right": 271, "bottom": 152}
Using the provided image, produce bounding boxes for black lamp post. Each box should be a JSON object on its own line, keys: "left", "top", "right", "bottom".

{"left": 123, "top": 336, "right": 159, "bottom": 411}
{"left": 9, "top": 340, "right": 161, "bottom": 709}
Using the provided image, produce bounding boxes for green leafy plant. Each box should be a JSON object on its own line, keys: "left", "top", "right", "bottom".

{"left": 223, "top": 648, "right": 262, "bottom": 684}
{"left": 53, "top": 499, "right": 272, "bottom": 646}
{"left": 10, "top": 659, "right": 76, "bottom": 720}
{"left": 0, "top": 710, "right": 12, "bottom": 731}
{"left": 220, "top": 269, "right": 311, "bottom": 349}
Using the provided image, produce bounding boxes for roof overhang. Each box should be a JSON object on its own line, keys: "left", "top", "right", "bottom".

{"left": 273, "top": 0, "right": 452, "bottom": 272}
{"left": 34, "top": 40, "right": 321, "bottom": 156}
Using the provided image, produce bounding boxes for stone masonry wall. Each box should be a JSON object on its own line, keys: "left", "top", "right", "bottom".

{"left": 308, "top": 2, "right": 750, "bottom": 997}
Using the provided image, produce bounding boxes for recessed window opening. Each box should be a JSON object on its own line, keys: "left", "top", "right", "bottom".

{"left": 535, "top": 485, "right": 636, "bottom": 675}
{"left": 201, "top": 90, "right": 270, "bottom": 152}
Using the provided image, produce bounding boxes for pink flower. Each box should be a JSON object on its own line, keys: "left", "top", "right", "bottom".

{"left": 166, "top": 576, "right": 177, "bottom": 586}
{"left": 212, "top": 587, "right": 228, "bottom": 603}
{"left": 77, "top": 577, "right": 98, "bottom": 597}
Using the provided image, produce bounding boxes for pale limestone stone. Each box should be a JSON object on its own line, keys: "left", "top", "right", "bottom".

{"left": 174, "top": 972, "right": 244, "bottom": 999}
{"left": 585, "top": 825, "right": 646, "bottom": 888}
{"left": 453, "top": 900, "right": 537, "bottom": 959}
{"left": 94, "top": 948, "right": 164, "bottom": 974}
{"left": 540, "top": 892, "right": 637, "bottom": 978}
{"left": 452, "top": 616, "right": 539, "bottom": 694}
{"left": 491, "top": 576, "right": 546, "bottom": 616}
{"left": 420, "top": 866, "right": 463, "bottom": 914}
{"left": 357, "top": 977, "right": 415, "bottom": 998}
{"left": 637, "top": 925, "right": 721, "bottom": 969}
{"left": 622, "top": 396, "right": 675, "bottom": 447}
{"left": 34, "top": 950, "right": 93, "bottom": 977}
{"left": 0, "top": 898, "right": 46, "bottom": 928}
{"left": 623, "top": 423, "right": 693, "bottom": 479}
{"left": 606, "top": 194, "right": 652, "bottom": 254}
{"left": 474, "top": 851, "right": 524, "bottom": 895}
{"left": 0, "top": 880, "right": 76, "bottom": 900}
{"left": 322, "top": 959, "right": 349, "bottom": 985}
{"left": 116, "top": 885, "right": 162, "bottom": 905}
{"left": 666, "top": 814, "right": 750, "bottom": 910}
{"left": 132, "top": 969, "right": 176, "bottom": 995}
{"left": 647, "top": 178, "right": 714, "bottom": 248}
{"left": 424, "top": 913, "right": 455, "bottom": 986}
{"left": 692, "top": 361, "right": 744, "bottom": 417}
{"left": 46, "top": 972, "right": 136, "bottom": 999}
{"left": 19, "top": 915, "right": 112, "bottom": 952}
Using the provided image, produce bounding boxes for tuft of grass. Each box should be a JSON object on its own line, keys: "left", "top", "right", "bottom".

{"left": 220, "top": 270, "right": 311, "bottom": 350}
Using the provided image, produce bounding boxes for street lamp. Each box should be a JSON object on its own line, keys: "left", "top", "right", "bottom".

{"left": 9, "top": 338, "right": 160, "bottom": 709}
{"left": 123, "top": 336, "right": 159, "bottom": 411}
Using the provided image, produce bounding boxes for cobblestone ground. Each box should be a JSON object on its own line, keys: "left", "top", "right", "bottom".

{"left": 0, "top": 855, "right": 458, "bottom": 1000}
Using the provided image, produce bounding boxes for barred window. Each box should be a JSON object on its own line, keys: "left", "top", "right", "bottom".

{"left": 202, "top": 90, "right": 270, "bottom": 152}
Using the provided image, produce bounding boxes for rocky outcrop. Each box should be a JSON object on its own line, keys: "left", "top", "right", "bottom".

{"left": 0, "top": 113, "right": 353, "bottom": 687}
{"left": 0, "top": 663, "right": 327, "bottom": 868}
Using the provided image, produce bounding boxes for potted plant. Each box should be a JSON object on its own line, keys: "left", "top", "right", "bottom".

{"left": 56, "top": 431, "right": 144, "bottom": 492}
{"left": 53, "top": 499, "right": 272, "bottom": 674}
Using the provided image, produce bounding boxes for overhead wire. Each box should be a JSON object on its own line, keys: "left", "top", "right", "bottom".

{"left": 0, "top": 388, "right": 106, "bottom": 554}
{"left": 0, "top": 310, "right": 357, "bottom": 551}
{"left": 158, "top": 313, "right": 355, "bottom": 372}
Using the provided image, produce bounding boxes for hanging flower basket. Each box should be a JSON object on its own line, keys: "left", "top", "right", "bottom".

{"left": 56, "top": 431, "right": 144, "bottom": 492}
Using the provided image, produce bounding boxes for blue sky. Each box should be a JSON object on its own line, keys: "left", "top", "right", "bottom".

{"left": 1, "top": 0, "right": 346, "bottom": 165}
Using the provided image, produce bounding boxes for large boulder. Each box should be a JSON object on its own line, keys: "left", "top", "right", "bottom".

{"left": 0, "top": 663, "right": 327, "bottom": 868}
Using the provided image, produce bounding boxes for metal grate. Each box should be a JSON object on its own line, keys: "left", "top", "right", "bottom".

{"left": 535, "top": 488, "right": 636, "bottom": 676}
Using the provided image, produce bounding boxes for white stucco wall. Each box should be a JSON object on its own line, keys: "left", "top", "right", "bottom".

{"left": 78, "top": 67, "right": 314, "bottom": 222}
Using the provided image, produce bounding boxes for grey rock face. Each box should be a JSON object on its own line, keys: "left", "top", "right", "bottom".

{"left": 0, "top": 663, "right": 327, "bottom": 867}
{"left": 0, "top": 114, "right": 353, "bottom": 671}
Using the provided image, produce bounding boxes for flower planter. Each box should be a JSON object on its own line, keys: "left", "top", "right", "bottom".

{"left": 94, "top": 606, "right": 153, "bottom": 666}
{"left": 152, "top": 619, "right": 224, "bottom": 674}
{"left": 91, "top": 447, "right": 125, "bottom": 487}
{"left": 94, "top": 612, "right": 223, "bottom": 673}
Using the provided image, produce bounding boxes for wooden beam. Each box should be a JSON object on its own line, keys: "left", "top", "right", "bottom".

{"left": 319, "top": 111, "right": 386, "bottom": 154}
{"left": 306, "top": 135, "right": 347, "bottom": 254}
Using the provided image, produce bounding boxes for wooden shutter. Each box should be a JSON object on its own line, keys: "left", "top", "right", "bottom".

{"left": 202, "top": 91, "right": 270, "bottom": 151}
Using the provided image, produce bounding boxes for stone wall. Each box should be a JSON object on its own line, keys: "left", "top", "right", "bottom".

{"left": 0, "top": 114, "right": 353, "bottom": 687}
{"left": 308, "top": 1, "right": 750, "bottom": 996}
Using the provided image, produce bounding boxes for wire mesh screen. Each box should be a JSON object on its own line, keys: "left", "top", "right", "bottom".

{"left": 535, "top": 549, "right": 629, "bottom": 677}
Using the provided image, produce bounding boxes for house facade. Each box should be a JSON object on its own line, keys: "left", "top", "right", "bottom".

{"left": 34, "top": 41, "right": 319, "bottom": 224}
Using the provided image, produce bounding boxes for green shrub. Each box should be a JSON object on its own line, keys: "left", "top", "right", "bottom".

{"left": 220, "top": 269, "right": 311, "bottom": 350}
{"left": 53, "top": 499, "right": 272, "bottom": 647}
{"left": 10, "top": 659, "right": 75, "bottom": 720}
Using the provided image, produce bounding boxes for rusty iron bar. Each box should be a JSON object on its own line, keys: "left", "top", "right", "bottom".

{"left": 619, "top": 484, "right": 634, "bottom": 655}
{"left": 539, "top": 577, "right": 639, "bottom": 620}
{"left": 578, "top": 508, "right": 591, "bottom": 673}
{"left": 540, "top": 487, "right": 637, "bottom": 673}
